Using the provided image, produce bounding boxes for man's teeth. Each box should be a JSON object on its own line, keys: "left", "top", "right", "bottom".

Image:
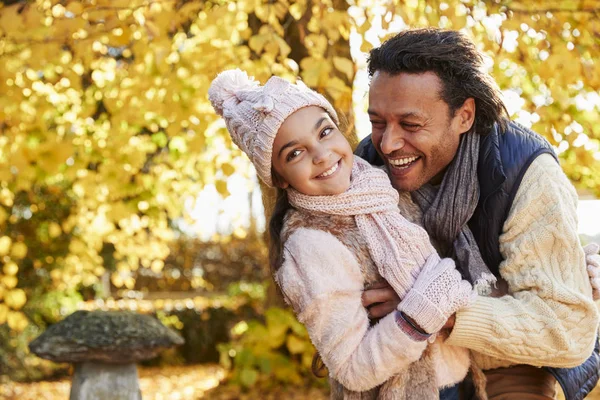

{"left": 388, "top": 156, "right": 419, "bottom": 166}
{"left": 319, "top": 162, "right": 339, "bottom": 177}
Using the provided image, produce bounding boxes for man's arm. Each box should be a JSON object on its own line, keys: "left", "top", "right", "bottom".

{"left": 445, "top": 154, "right": 599, "bottom": 368}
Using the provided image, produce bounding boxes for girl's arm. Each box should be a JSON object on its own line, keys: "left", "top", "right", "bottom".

{"left": 275, "top": 227, "right": 428, "bottom": 392}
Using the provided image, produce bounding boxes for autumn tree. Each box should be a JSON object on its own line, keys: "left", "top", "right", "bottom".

{"left": 1, "top": 0, "right": 600, "bottom": 381}
{"left": 0, "top": 0, "right": 355, "bottom": 379}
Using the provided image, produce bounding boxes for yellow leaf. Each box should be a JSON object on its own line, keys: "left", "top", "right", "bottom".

{"left": 0, "top": 207, "right": 7, "bottom": 225}
{"left": 7, "top": 310, "right": 28, "bottom": 331}
{"left": 0, "top": 304, "right": 8, "bottom": 324}
{"left": 53, "top": 14, "right": 87, "bottom": 38}
{"left": 109, "top": 25, "right": 132, "bottom": 47}
{"left": 5, "top": 289, "right": 27, "bottom": 310}
{"left": 305, "top": 34, "right": 328, "bottom": 58}
{"left": 10, "top": 242, "right": 28, "bottom": 259}
{"left": 300, "top": 56, "right": 332, "bottom": 88}
{"left": 221, "top": 163, "right": 235, "bottom": 176}
{"left": 2, "top": 275, "right": 18, "bottom": 289}
{"left": 249, "top": 33, "right": 269, "bottom": 54}
{"left": 124, "top": 277, "right": 135, "bottom": 289}
{"left": 50, "top": 269, "right": 62, "bottom": 282}
{"left": 0, "top": 236, "right": 12, "bottom": 256}
{"left": 286, "top": 334, "right": 307, "bottom": 354}
{"left": 151, "top": 259, "right": 164, "bottom": 273}
{"left": 289, "top": 3, "right": 306, "bottom": 20}
{"left": 360, "top": 39, "right": 373, "bottom": 53}
{"left": 167, "top": 123, "right": 180, "bottom": 137}
{"left": 3, "top": 261, "right": 18, "bottom": 276}
{"left": 0, "top": 4, "right": 25, "bottom": 37}
{"left": 325, "top": 77, "right": 351, "bottom": 101}
{"left": 66, "top": 2, "right": 83, "bottom": 15}
{"left": 275, "top": 36, "right": 291, "bottom": 60}
{"left": 254, "top": 4, "right": 269, "bottom": 22}
{"left": 233, "top": 227, "right": 247, "bottom": 239}
{"left": 216, "top": 180, "right": 229, "bottom": 196}
{"left": 111, "top": 272, "right": 124, "bottom": 288}
{"left": 264, "top": 40, "right": 279, "bottom": 61}
{"left": 333, "top": 57, "right": 355, "bottom": 81}
{"left": 357, "top": 20, "right": 371, "bottom": 35}
{"left": 450, "top": 8, "right": 468, "bottom": 28}
{"left": 49, "top": 222, "right": 62, "bottom": 238}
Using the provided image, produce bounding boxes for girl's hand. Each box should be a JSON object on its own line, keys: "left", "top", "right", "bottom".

{"left": 398, "top": 257, "right": 475, "bottom": 334}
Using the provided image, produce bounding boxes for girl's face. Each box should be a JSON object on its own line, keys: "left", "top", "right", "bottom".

{"left": 271, "top": 106, "right": 353, "bottom": 196}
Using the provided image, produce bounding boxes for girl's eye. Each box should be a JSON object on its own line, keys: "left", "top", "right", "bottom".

{"left": 320, "top": 127, "right": 334, "bottom": 138}
{"left": 286, "top": 149, "right": 301, "bottom": 162}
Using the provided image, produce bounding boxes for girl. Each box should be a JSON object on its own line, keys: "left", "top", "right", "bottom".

{"left": 208, "top": 69, "right": 478, "bottom": 399}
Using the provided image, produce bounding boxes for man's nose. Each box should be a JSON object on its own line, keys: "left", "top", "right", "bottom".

{"left": 379, "top": 127, "right": 405, "bottom": 155}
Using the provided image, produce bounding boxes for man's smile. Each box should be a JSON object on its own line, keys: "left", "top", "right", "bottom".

{"left": 388, "top": 156, "right": 421, "bottom": 170}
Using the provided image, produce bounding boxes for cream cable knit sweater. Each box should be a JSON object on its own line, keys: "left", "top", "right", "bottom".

{"left": 446, "top": 154, "right": 600, "bottom": 370}
{"left": 275, "top": 227, "right": 470, "bottom": 393}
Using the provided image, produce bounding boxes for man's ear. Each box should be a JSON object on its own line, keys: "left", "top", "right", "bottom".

{"left": 456, "top": 97, "right": 476, "bottom": 135}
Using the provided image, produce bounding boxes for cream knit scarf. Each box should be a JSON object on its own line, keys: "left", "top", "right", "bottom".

{"left": 288, "top": 156, "right": 433, "bottom": 298}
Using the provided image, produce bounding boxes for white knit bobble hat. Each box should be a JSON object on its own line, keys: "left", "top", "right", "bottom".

{"left": 208, "top": 69, "right": 339, "bottom": 187}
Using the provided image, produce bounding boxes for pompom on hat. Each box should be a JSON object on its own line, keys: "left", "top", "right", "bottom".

{"left": 208, "top": 69, "right": 339, "bottom": 187}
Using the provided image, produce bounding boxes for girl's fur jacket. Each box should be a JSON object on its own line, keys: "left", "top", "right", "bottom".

{"left": 279, "top": 191, "right": 474, "bottom": 400}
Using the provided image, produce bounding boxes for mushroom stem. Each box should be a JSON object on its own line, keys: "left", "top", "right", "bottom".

{"left": 70, "top": 362, "right": 142, "bottom": 400}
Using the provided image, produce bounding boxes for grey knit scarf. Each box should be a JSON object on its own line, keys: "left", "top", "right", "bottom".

{"left": 411, "top": 132, "right": 496, "bottom": 294}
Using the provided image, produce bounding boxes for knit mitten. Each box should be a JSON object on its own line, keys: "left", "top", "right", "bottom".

{"left": 584, "top": 243, "right": 600, "bottom": 300}
{"left": 398, "top": 257, "right": 476, "bottom": 334}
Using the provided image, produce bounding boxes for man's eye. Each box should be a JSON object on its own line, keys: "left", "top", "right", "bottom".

{"left": 286, "top": 149, "right": 301, "bottom": 161}
{"left": 370, "top": 121, "right": 385, "bottom": 128}
{"left": 402, "top": 123, "right": 420, "bottom": 130}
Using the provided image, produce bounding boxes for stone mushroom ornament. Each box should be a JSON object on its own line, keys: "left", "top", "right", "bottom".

{"left": 29, "top": 310, "right": 185, "bottom": 400}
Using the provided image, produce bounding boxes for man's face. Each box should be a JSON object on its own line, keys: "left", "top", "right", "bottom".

{"left": 368, "top": 71, "right": 473, "bottom": 192}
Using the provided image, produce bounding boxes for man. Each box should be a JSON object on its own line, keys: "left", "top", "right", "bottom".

{"left": 357, "top": 28, "right": 600, "bottom": 400}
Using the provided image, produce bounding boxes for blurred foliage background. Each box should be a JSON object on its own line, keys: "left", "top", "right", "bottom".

{"left": 1, "top": 0, "right": 600, "bottom": 397}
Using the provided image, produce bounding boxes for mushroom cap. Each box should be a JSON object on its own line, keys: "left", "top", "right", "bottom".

{"left": 29, "top": 310, "right": 185, "bottom": 364}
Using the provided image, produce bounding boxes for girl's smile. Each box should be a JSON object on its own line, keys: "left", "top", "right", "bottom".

{"left": 315, "top": 160, "right": 341, "bottom": 179}
{"left": 271, "top": 106, "right": 353, "bottom": 196}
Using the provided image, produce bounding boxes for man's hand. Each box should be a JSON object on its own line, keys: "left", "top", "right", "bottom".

{"left": 584, "top": 243, "right": 600, "bottom": 300}
{"left": 362, "top": 281, "right": 401, "bottom": 319}
{"left": 362, "top": 281, "right": 458, "bottom": 331}
{"left": 442, "top": 314, "right": 456, "bottom": 330}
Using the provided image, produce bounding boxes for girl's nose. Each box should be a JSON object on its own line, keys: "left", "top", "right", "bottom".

{"left": 313, "top": 148, "right": 331, "bottom": 165}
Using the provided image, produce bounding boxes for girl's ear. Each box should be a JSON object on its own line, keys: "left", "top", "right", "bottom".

{"left": 271, "top": 168, "right": 289, "bottom": 189}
